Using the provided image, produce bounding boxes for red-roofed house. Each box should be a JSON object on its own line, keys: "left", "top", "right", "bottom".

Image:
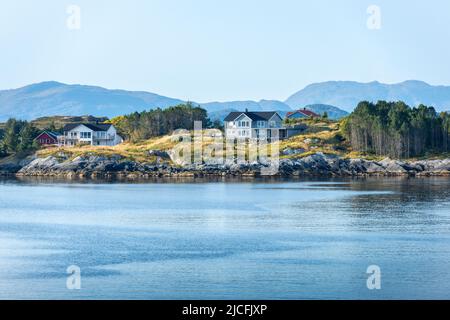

{"left": 34, "top": 131, "right": 60, "bottom": 146}
{"left": 286, "top": 108, "right": 320, "bottom": 119}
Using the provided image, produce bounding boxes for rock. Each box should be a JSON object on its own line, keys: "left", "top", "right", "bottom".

{"left": 365, "top": 161, "right": 385, "bottom": 173}
{"left": 5, "top": 151, "right": 450, "bottom": 178}
{"left": 379, "top": 158, "right": 408, "bottom": 173}
{"left": 148, "top": 150, "right": 170, "bottom": 159}
{"left": 282, "top": 148, "right": 305, "bottom": 156}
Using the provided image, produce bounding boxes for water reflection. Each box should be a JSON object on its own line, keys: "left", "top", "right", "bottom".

{"left": 0, "top": 177, "right": 449, "bottom": 299}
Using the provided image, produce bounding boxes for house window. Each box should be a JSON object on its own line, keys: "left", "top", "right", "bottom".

{"left": 269, "top": 121, "right": 276, "bottom": 127}
{"left": 257, "top": 121, "right": 266, "bottom": 128}
{"left": 80, "top": 132, "right": 92, "bottom": 139}
{"left": 239, "top": 130, "right": 249, "bottom": 137}
{"left": 239, "top": 121, "right": 250, "bottom": 127}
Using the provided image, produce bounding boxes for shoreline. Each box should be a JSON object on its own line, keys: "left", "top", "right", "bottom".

{"left": 2, "top": 152, "right": 450, "bottom": 180}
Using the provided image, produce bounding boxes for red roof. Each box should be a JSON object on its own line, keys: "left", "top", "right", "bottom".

{"left": 299, "top": 109, "right": 320, "bottom": 117}
{"left": 287, "top": 109, "right": 320, "bottom": 118}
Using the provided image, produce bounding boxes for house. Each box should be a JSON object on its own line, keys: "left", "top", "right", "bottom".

{"left": 224, "top": 111, "right": 286, "bottom": 140}
{"left": 34, "top": 131, "right": 60, "bottom": 146}
{"left": 286, "top": 108, "right": 320, "bottom": 119}
{"left": 59, "top": 123, "right": 123, "bottom": 147}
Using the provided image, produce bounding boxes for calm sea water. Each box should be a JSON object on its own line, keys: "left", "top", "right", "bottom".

{"left": 0, "top": 177, "right": 449, "bottom": 300}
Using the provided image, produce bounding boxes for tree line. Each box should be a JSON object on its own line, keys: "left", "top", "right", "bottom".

{"left": 342, "top": 101, "right": 450, "bottom": 158}
{"left": 0, "top": 119, "right": 40, "bottom": 157}
{"left": 110, "top": 103, "right": 217, "bottom": 142}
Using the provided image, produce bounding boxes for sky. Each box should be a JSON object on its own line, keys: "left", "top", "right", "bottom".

{"left": 1, "top": 0, "right": 450, "bottom": 102}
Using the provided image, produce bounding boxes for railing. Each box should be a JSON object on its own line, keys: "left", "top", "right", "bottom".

{"left": 93, "top": 135, "right": 115, "bottom": 141}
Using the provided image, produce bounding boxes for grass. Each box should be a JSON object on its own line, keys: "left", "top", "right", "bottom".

{"left": 44, "top": 120, "right": 450, "bottom": 164}
{"left": 279, "top": 120, "right": 351, "bottom": 158}
{"left": 16, "top": 120, "right": 450, "bottom": 165}
{"left": 37, "top": 134, "right": 180, "bottom": 163}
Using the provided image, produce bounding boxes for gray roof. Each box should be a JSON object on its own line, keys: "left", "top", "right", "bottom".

{"left": 224, "top": 111, "right": 280, "bottom": 122}
{"left": 63, "top": 123, "right": 112, "bottom": 132}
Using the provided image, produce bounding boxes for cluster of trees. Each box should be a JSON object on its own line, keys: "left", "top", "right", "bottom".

{"left": 0, "top": 119, "right": 40, "bottom": 157}
{"left": 342, "top": 101, "right": 450, "bottom": 158}
{"left": 110, "top": 103, "right": 216, "bottom": 141}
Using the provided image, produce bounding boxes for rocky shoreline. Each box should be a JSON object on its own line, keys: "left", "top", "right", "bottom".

{"left": 1, "top": 152, "right": 450, "bottom": 179}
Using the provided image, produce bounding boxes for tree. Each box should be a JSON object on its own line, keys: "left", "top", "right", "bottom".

{"left": 343, "top": 101, "right": 449, "bottom": 158}
{"left": 2, "top": 119, "right": 21, "bottom": 153}
{"left": 18, "top": 123, "right": 39, "bottom": 153}
{"left": 0, "top": 118, "right": 39, "bottom": 156}
{"left": 112, "top": 103, "right": 209, "bottom": 142}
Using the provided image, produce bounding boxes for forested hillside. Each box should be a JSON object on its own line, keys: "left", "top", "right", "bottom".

{"left": 342, "top": 101, "right": 450, "bottom": 158}
{"left": 0, "top": 119, "right": 39, "bottom": 157}
{"left": 109, "top": 103, "right": 211, "bottom": 142}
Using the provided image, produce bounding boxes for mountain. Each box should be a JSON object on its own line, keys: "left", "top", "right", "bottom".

{"left": 0, "top": 81, "right": 184, "bottom": 121}
{"left": 2, "top": 80, "right": 450, "bottom": 122}
{"left": 303, "top": 104, "right": 349, "bottom": 120}
{"left": 0, "top": 82, "right": 294, "bottom": 121}
{"left": 200, "top": 99, "right": 291, "bottom": 112}
{"left": 201, "top": 99, "right": 292, "bottom": 121}
{"left": 285, "top": 80, "right": 450, "bottom": 112}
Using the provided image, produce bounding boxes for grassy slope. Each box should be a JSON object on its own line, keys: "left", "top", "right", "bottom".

{"left": 37, "top": 135, "right": 178, "bottom": 163}
{"left": 36, "top": 120, "right": 352, "bottom": 163}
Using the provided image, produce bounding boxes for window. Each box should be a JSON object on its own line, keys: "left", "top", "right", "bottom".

{"left": 239, "top": 130, "right": 249, "bottom": 137}
{"left": 80, "top": 132, "right": 92, "bottom": 139}
{"left": 269, "top": 121, "right": 276, "bottom": 128}
{"left": 257, "top": 121, "right": 266, "bottom": 128}
{"left": 239, "top": 120, "right": 250, "bottom": 127}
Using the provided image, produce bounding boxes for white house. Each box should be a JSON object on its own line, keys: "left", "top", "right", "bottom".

{"left": 224, "top": 111, "right": 286, "bottom": 140}
{"left": 59, "top": 123, "right": 123, "bottom": 147}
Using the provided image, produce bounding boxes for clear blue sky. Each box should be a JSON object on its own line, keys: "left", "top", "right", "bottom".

{"left": 1, "top": 0, "right": 449, "bottom": 102}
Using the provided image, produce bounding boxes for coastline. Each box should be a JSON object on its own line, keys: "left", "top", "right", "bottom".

{"left": 2, "top": 152, "right": 450, "bottom": 180}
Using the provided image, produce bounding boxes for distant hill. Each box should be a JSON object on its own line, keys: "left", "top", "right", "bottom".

{"left": 0, "top": 82, "right": 295, "bottom": 121}
{"left": 204, "top": 100, "right": 292, "bottom": 121}
{"left": 285, "top": 80, "right": 450, "bottom": 112}
{"left": 0, "top": 81, "right": 184, "bottom": 121}
{"left": 201, "top": 99, "right": 291, "bottom": 113}
{"left": 2, "top": 80, "right": 450, "bottom": 122}
{"left": 31, "top": 115, "right": 109, "bottom": 130}
{"left": 303, "top": 104, "right": 349, "bottom": 120}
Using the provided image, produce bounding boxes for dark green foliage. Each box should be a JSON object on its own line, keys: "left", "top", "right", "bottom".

{"left": 0, "top": 118, "right": 39, "bottom": 157}
{"left": 343, "top": 101, "right": 450, "bottom": 158}
{"left": 113, "top": 103, "right": 210, "bottom": 142}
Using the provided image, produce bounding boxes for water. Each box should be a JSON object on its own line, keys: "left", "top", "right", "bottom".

{"left": 0, "top": 177, "right": 449, "bottom": 300}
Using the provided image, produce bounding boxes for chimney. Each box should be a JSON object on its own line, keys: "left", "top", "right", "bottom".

{"left": 245, "top": 108, "right": 248, "bottom": 113}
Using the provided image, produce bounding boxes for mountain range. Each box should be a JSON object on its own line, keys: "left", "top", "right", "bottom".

{"left": 1, "top": 80, "right": 449, "bottom": 122}
{"left": 285, "top": 80, "right": 450, "bottom": 112}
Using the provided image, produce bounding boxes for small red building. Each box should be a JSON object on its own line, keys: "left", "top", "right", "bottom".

{"left": 35, "top": 131, "right": 60, "bottom": 146}
{"left": 286, "top": 108, "right": 321, "bottom": 119}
